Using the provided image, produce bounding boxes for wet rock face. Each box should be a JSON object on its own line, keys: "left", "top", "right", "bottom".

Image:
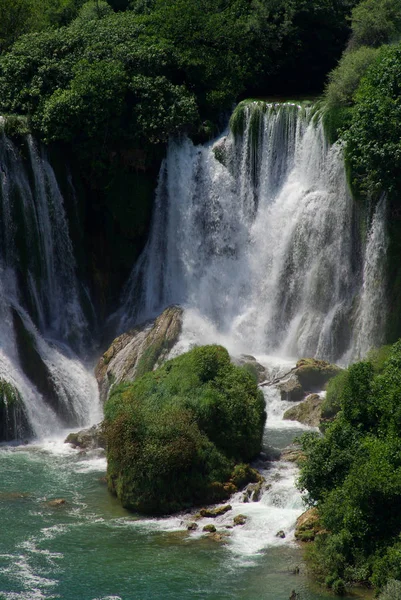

{"left": 0, "top": 378, "right": 31, "bottom": 442}
{"left": 65, "top": 423, "right": 105, "bottom": 450}
{"left": 283, "top": 393, "right": 323, "bottom": 427}
{"left": 277, "top": 374, "right": 304, "bottom": 402}
{"left": 95, "top": 305, "right": 183, "bottom": 403}
{"left": 275, "top": 358, "right": 341, "bottom": 402}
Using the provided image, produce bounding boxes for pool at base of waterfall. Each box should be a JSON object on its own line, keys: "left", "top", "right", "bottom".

{"left": 0, "top": 375, "right": 371, "bottom": 600}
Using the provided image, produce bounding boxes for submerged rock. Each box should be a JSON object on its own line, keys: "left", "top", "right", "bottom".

{"left": 276, "top": 530, "right": 286, "bottom": 538}
{"left": 65, "top": 424, "right": 106, "bottom": 450}
{"left": 46, "top": 498, "right": 67, "bottom": 508}
{"left": 96, "top": 305, "right": 183, "bottom": 403}
{"left": 187, "top": 522, "right": 198, "bottom": 531}
{"left": 283, "top": 394, "right": 323, "bottom": 427}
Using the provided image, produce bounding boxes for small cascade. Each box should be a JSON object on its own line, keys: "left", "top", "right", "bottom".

{"left": 0, "top": 132, "right": 100, "bottom": 440}
{"left": 348, "top": 196, "right": 388, "bottom": 360}
{"left": 121, "top": 101, "right": 384, "bottom": 362}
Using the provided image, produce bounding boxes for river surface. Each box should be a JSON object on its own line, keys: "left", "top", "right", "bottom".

{"left": 0, "top": 367, "right": 368, "bottom": 600}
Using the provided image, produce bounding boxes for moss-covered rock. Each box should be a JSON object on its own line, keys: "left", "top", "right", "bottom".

{"left": 283, "top": 394, "right": 323, "bottom": 427}
{"left": 280, "top": 444, "right": 306, "bottom": 465}
{"left": 231, "top": 355, "right": 267, "bottom": 383}
{"left": 295, "top": 359, "right": 342, "bottom": 392}
{"left": 96, "top": 305, "right": 183, "bottom": 403}
{"left": 199, "top": 505, "right": 232, "bottom": 518}
{"left": 65, "top": 424, "right": 105, "bottom": 450}
{"left": 295, "top": 508, "right": 322, "bottom": 542}
{"left": 104, "top": 345, "right": 266, "bottom": 515}
{"left": 233, "top": 514, "right": 247, "bottom": 526}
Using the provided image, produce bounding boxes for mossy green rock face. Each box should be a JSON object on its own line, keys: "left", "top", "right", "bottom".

{"left": 295, "top": 359, "right": 342, "bottom": 392}
{"left": 96, "top": 305, "right": 183, "bottom": 403}
{"left": 104, "top": 345, "right": 266, "bottom": 515}
{"left": 283, "top": 394, "right": 323, "bottom": 427}
{"left": 294, "top": 508, "right": 322, "bottom": 542}
{"left": 65, "top": 424, "right": 105, "bottom": 450}
{"left": 0, "top": 378, "right": 30, "bottom": 442}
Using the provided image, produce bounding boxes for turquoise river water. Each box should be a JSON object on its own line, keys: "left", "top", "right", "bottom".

{"left": 0, "top": 409, "right": 370, "bottom": 600}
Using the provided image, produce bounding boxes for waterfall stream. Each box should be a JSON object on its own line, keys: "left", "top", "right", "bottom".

{"left": 121, "top": 102, "right": 387, "bottom": 363}
{"left": 0, "top": 104, "right": 389, "bottom": 599}
{"left": 0, "top": 133, "right": 100, "bottom": 440}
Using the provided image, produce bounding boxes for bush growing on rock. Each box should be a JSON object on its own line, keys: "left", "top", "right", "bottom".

{"left": 104, "top": 345, "right": 266, "bottom": 514}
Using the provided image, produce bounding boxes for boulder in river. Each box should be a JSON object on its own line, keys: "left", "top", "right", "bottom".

{"left": 295, "top": 508, "right": 322, "bottom": 542}
{"left": 277, "top": 374, "right": 304, "bottom": 402}
{"left": 199, "top": 505, "right": 232, "bottom": 518}
{"left": 295, "top": 358, "right": 341, "bottom": 393}
{"left": 95, "top": 305, "right": 183, "bottom": 403}
{"left": 231, "top": 355, "right": 268, "bottom": 383}
{"left": 280, "top": 444, "right": 306, "bottom": 465}
{"left": 65, "top": 423, "right": 106, "bottom": 450}
{"left": 233, "top": 514, "right": 247, "bottom": 526}
{"left": 283, "top": 394, "right": 323, "bottom": 427}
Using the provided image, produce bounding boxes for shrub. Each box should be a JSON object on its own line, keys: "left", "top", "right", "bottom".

{"left": 349, "top": 0, "right": 401, "bottom": 50}
{"left": 377, "top": 579, "right": 401, "bottom": 600}
{"left": 325, "top": 46, "right": 379, "bottom": 109}
{"left": 104, "top": 345, "right": 266, "bottom": 514}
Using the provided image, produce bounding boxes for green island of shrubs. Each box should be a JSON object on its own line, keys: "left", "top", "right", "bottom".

{"left": 103, "top": 345, "right": 266, "bottom": 515}
{"left": 298, "top": 340, "right": 401, "bottom": 596}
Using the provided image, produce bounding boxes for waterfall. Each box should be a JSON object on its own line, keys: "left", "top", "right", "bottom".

{"left": 121, "top": 101, "right": 384, "bottom": 362}
{"left": 0, "top": 132, "right": 100, "bottom": 440}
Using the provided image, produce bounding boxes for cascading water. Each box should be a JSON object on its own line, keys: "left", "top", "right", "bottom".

{"left": 121, "top": 101, "right": 386, "bottom": 362}
{"left": 0, "top": 132, "right": 100, "bottom": 440}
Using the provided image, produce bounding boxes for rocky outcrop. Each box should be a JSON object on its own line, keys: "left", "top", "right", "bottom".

{"left": 295, "top": 359, "right": 341, "bottom": 393}
{"left": 283, "top": 394, "right": 323, "bottom": 427}
{"left": 281, "top": 444, "right": 306, "bottom": 465}
{"left": 65, "top": 424, "right": 106, "bottom": 450}
{"left": 95, "top": 305, "right": 183, "bottom": 403}
{"left": 271, "top": 358, "right": 341, "bottom": 402}
{"left": 277, "top": 374, "right": 304, "bottom": 401}
{"left": 295, "top": 508, "right": 322, "bottom": 542}
{"left": 231, "top": 355, "right": 267, "bottom": 383}
{"left": 198, "top": 505, "right": 232, "bottom": 518}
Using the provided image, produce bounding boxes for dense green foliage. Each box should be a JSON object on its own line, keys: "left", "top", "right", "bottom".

{"left": 104, "top": 345, "right": 266, "bottom": 514}
{"left": 0, "top": 0, "right": 358, "bottom": 164}
{"left": 345, "top": 45, "right": 401, "bottom": 196}
{"left": 299, "top": 340, "right": 401, "bottom": 593}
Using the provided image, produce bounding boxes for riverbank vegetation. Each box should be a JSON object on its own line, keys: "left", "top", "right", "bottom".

{"left": 103, "top": 345, "right": 266, "bottom": 514}
{"left": 298, "top": 341, "right": 401, "bottom": 595}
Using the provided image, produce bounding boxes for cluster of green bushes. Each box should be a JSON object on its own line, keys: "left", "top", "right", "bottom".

{"left": 103, "top": 345, "right": 266, "bottom": 514}
{"left": 0, "top": 0, "right": 358, "bottom": 168}
{"left": 298, "top": 340, "right": 401, "bottom": 594}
